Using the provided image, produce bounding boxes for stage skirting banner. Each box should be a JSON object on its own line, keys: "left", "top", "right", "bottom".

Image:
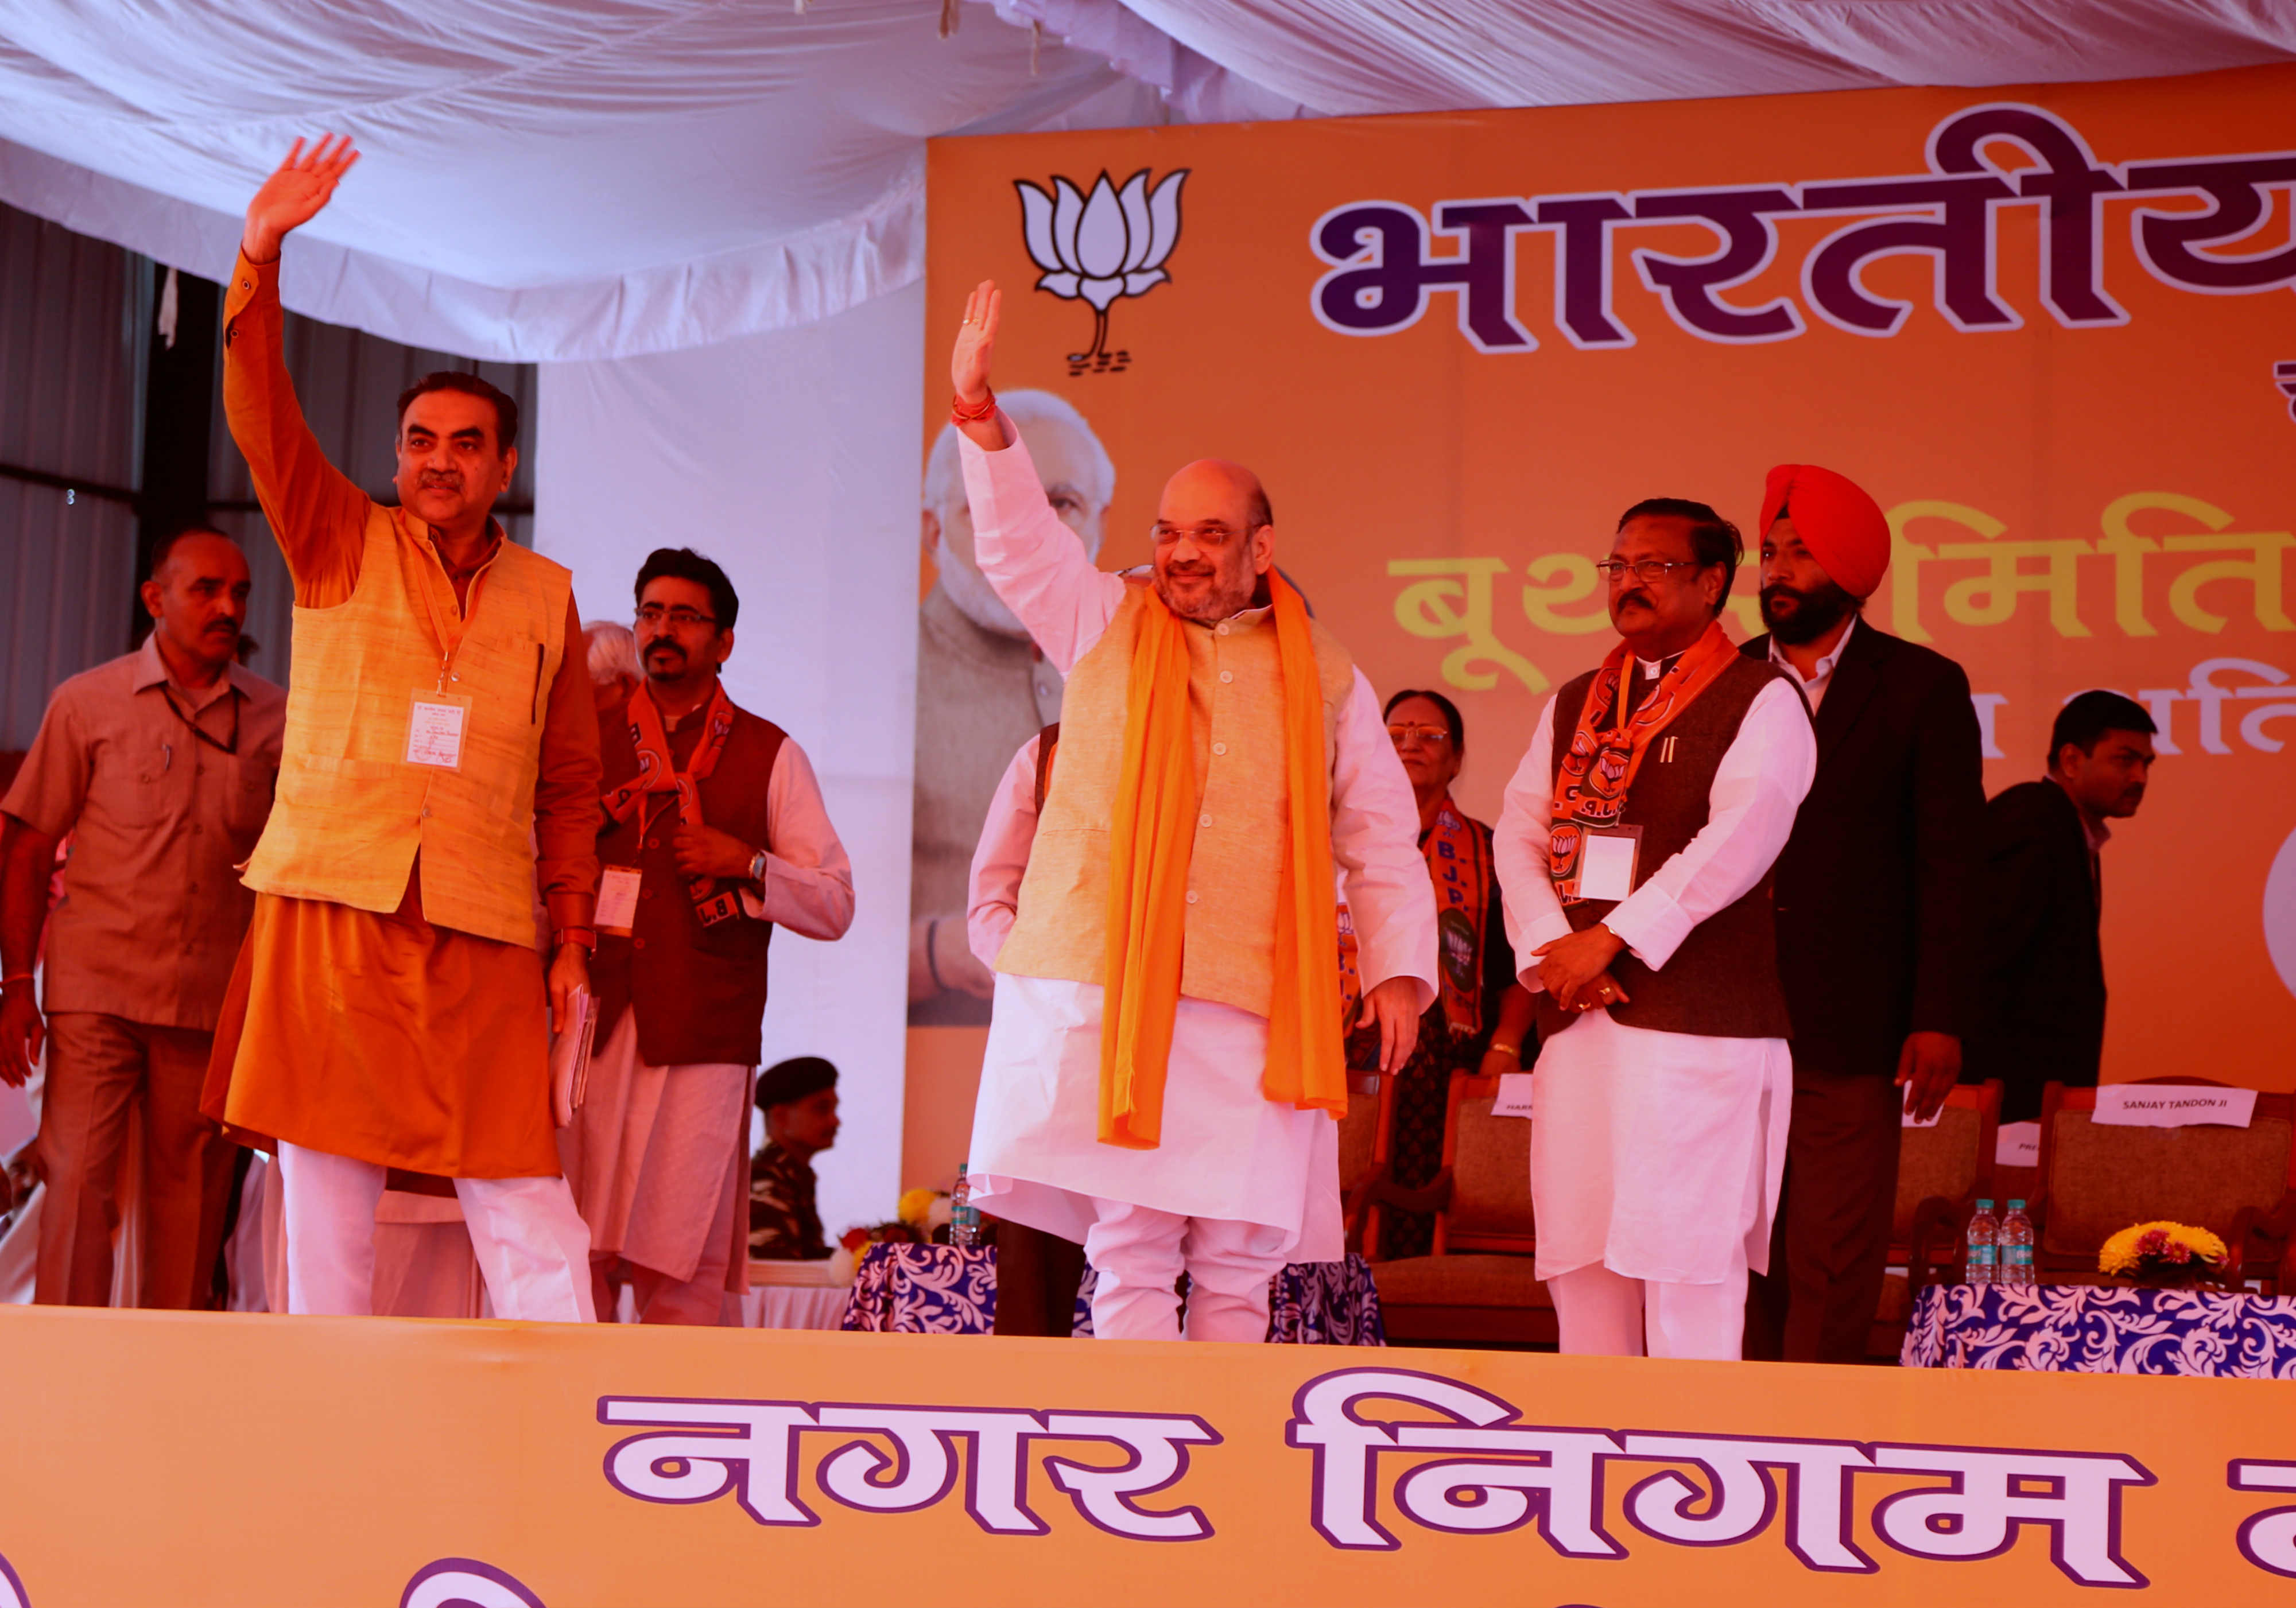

{"left": 901, "top": 63, "right": 2296, "bottom": 1170}
{"left": 2, "top": 1306, "right": 2295, "bottom": 1603}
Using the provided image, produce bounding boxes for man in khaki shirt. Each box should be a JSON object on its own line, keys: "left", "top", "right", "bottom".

{"left": 0, "top": 527, "right": 286, "bottom": 1307}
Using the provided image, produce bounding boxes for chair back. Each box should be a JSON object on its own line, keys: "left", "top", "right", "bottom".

{"left": 2035, "top": 1080, "right": 2296, "bottom": 1266}
{"left": 1436, "top": 1073, "right": 1535, "bottom": 1255}
{"left": 1337, "top": 1087, "right": 1380, "bottom": 1198}
{"left": 1893, "top": 1081, "right": 1999, "bottom": 1246}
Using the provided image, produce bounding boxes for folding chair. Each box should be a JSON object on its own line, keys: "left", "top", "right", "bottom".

{"left": 1351, "top": 1070, "right": 1552, "bottom": 1345}
{"left": 2031, "top": 1078, "right": 2296, "bottom": 1292}
{"left": 1868, "top": 1079, "right": 1999, "bottom": 1357}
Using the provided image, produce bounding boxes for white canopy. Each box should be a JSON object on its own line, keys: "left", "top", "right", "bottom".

{"left": 4, "top": 0, "right": 2289, "bottom": 359}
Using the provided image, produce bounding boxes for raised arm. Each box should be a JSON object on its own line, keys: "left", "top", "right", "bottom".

{"left": 223, "top": 137, "right": 369, "bottom": 605}
{"left": 948, "top": 281, "right": 1124, "bottom": 671}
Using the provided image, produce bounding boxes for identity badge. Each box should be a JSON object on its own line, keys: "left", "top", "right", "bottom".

{"left": 406, "top": 693, "right": 474, "bottom": 770}
{"left": 596, "top": 866, "right": 643, "bottom": 936}
{"left": 1575, "top": 825, "right": 1642, "bottom": 903}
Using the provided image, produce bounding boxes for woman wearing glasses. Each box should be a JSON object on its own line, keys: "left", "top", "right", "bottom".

{"left": 1348, "top": 690, "right": 1535, "bottom": 1257}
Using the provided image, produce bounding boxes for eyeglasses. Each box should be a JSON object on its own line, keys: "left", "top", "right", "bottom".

{"left": 1595, "top": 557, "right": 1706, "bottom": 585}
{"left": 1149, "top": 521, "right": 1261, "bottom": 546}
{"left": 636, "top": 603, "right": 718, "bottom": 629}
{"left": 1387, "top": 724, "right": 1453, "bottom": 747}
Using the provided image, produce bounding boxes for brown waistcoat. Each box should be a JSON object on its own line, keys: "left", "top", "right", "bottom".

{"left": 1537, "top": 653, "right": 1794, "bottom": 1041}
{"left": 590, "top": 698, "right": 786, "bottom": 1067}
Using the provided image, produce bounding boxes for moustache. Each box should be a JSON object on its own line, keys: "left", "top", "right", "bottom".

{"left": 1760, "top": 585, "right": 1808, "bottom": 608}
{"left": 1615, "top": 590, "right": 1655, "bottom": 611}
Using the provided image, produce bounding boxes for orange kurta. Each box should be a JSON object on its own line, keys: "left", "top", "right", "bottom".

{"left": 200, "top": 252, "right": 601, "bottom": 1178}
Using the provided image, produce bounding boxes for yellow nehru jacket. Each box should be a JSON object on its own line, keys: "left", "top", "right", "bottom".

{"left": 997, "top": 582, "right": 1355, "bottom": 1017}
{"left": 242, "top": 513, "right": 571, "bottom": 948}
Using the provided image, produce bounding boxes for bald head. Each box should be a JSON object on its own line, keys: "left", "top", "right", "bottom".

{"left": 1160, "top": 459, "right": 1271, "bottom": 531}
{"left": 1150, "top": 459, "right": 1276, "bottom": 624}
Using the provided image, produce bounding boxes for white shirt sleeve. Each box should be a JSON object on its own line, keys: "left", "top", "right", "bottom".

{"left": 965, "top": 736, "right": 1041, "bottom": 969}
{"left": 1494, "top": 678, "right": 1817, "bottom": 985}
{"left": 737, "top": 738, "right": 856, "bottom": 940}
{"left": 1493, "top": 694, "right": 1573, "bottom": 988}
{"left": 958, "top": 422, "right": 1128, "bottom": 674}
{"left": 1328, "top": 669, "right": 1438, "bottom": 1012}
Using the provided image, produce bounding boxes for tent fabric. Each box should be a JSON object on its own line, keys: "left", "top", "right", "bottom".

{"left": 1005, "top": 1, "right": 2296, "bottom": 120}
{"left": 0, "top": 2, "right": 1154, "bottom": 360}
{"left": 3, "top": 1, "right": 2292, "bottom": 355}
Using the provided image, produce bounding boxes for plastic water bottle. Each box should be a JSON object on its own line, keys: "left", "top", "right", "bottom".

{"left": 1999, "top": 1200, "right": 2035, "bottom": 1289}
{"left": 1965, "top": 1198, "right": 1999, "bottom": 1288}
{"left": 949, "top": 1162, "right": 980, "bottom": 1249}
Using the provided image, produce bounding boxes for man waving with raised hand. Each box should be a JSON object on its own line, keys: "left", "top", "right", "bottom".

{"left": 947, "top": 281, "right": 1436, "bottom": 1343}
{"left": 200, "top": 136, "right": 605, "bottom": 1321}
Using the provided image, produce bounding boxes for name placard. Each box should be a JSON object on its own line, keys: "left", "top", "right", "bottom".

{"left": 1491, "top": 1073, "right": 1535, "bottom": 1118}
{"left": 2092, "top": 1084, "right": 2258, "bottom": 1129}
{"left": 1995, "top": 1121, "right": 2041, "bottom": 1168}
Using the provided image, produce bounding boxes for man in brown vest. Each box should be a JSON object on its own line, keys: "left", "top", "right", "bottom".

{"left": 203, "top": 136, "right": 604, "bottom": 1320}
{"left": 560, "top": 548, "right": 854, "bottom": 1323}
{"left": 1494, "top": 498, "right": 1816, "bottom": 1360}
{"left": 944, "top": 282, "right": 1437, "bottom": 1344}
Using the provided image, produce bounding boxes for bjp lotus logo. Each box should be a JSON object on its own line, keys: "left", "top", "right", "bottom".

{"left": 1015, "top": 168, "right": 1189, "bottom": 375}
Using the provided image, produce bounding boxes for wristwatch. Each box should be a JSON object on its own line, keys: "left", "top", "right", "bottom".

{"left": 553, "top": 926, "right": 598, "bottom": 954}
{"left": 748, "top": 848, "right": 770, "bottom": 887}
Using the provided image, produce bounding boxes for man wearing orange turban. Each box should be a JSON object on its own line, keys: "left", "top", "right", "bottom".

{"left": 1740, "top": 464, "right": 1987, "bottom": 1365}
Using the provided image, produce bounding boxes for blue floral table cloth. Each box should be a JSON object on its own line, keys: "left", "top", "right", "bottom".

{"left": 841, "top": 1243, "right": 1384, "bottom": 1345}
{"left": 1903, "top": 1282, "right": 2296, "bottom": 1377}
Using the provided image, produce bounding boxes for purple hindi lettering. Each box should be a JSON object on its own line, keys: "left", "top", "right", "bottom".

{"left": 1312, "top": 200, "right": 1537, "bottom": 350}
{"left": 1305, "top": 103, "right": 2294, "bottom": 354}
{"left": 1929, "top": 104, "right": 2128, "bottom": 327}
{"left": 1630, "top": 188, "right": 1803, "bottom": 342}
{"left": 2125, "top": 154, "right": 2296, "bottom": 294}
{"left": 1799, "top": 174, "right": 2019, "bottom": 336}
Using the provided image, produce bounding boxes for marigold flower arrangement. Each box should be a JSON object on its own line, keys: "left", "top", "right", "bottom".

{"left": 2097, "top": 1221, "right": 2230, "bottom": 1284}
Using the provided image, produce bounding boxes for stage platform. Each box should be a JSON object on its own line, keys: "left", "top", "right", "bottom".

{"left": 1, "top": 1306, "right": 2291, "bottom": 1605}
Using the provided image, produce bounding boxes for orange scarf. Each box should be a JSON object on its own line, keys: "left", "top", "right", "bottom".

{"left": 1098, "top": 571, "right": 1345, "bottom": 1148}
{"left": 1548, "top": 620, "right": 1738, "bottom": 901}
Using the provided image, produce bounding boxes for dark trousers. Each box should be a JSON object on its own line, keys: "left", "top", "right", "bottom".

{"left": 1744, "top": 1068, "right": 1900, "bottom": 1364}
{"left": 991, "top": 1222, "right": 1087, "bottom": 1337}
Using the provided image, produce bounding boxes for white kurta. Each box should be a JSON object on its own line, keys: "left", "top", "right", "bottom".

{"left": 561, "top": 731, "right": 855, "bottom": 1285}
{"left": 957, "top": 426, "right": 1437, "bottom": 1263}
{"left": 1494, "top": 669, "right": 1816, "bottom": 1285}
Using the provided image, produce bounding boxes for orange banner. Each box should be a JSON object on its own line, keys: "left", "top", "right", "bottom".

{"left": 911, "top": 63, "right": 2296, "bottom": 1109}
{"left": 1, "top": 1305, "right": 2294, "bottom": 1603}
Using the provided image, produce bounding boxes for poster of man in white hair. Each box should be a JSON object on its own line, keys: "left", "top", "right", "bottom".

{"left": 909, "top": 390, "right": 1114, "bottom": 1026}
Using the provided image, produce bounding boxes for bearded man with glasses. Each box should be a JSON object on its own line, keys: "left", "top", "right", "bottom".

{"left": 942, "top": 281, "right": 1436, "bottom": 1343}
{"left": 1494, "top": 498, "right": 1816, "bottom": 1360}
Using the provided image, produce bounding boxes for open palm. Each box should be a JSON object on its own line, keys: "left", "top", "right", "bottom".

{"left": 243, "top": 134, "right": 360, "bottom": 261}
{"left": 951, "top": 279, "right": 1000, "bottom": 403}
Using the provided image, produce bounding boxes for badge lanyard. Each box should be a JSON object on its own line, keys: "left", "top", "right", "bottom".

{"left": 402, "top": 535, "right": 494, "bottom": 771}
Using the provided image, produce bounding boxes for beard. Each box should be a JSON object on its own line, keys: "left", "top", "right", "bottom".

{"left": 1761, "top": 578, "right": 1859, "bottom": 645}
{"left": 935, "top": 534, "right": 1030, "bottom": 639}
